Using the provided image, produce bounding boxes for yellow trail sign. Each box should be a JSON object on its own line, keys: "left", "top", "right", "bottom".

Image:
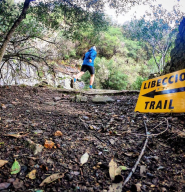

{"left": 135, "top": 69, "right": 185, "bottom": 113}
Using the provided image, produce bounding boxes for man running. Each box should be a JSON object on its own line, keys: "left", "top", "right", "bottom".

{"left": 73, "top": 46, "right": 97, "bottom": 89}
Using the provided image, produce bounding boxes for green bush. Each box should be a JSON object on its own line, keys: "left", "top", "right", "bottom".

{"left": 148, "top": 57, "right": 159, "bottom": 73}
{"left": 81, "top": 57, "right": 128, "bottom": 90}
{"left": 104, "top": 71, "right": 128, "bottom": 90}
{"left": 69, "top": 50, "right": 76, "bottom": 57}
{"left": 131, "top": 76, "right": 148, "bottom": 90}
{"left": 64, "top": 55, "right": 69, "bottom": 60}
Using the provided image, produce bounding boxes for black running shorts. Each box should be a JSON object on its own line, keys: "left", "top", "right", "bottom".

{"left": 81, "top": 65, "right": 95, "bottom": 75}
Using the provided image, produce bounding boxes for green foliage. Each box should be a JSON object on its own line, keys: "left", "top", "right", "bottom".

{"left": 124, "top": 38, "right": 148, "bottom": 62}
{"left": 0, "top": 1, "right": 20, "bottom": 38}
{"left": 131, "top": 76, "right": 147, "bottom": 90}
{"left": 64, "top": 55, "right": 69, "bottom": 60}
{"left": 148, "top": 57, "right": 160, "bottom": 73}
{"left": 42, "top": 2, "right": 109, "bottom": 41}
{"left": 106, "top": 71, "right": 128, "bottom": 90}
{"left": 81, "top": 57, "right": 128, "bottom": 90}
{"left": 0, "top": 0, "right": 179, "bottom": 88}
{"left": 99, "top": 58, "right": 128, "bottom": 90}
{"left": 97, "top": 27, "right": 122, "bottom": 59}
{"left": 122, "top": 4, "right": 182, "bottom": 73}
{"left": 16, "top": 14, "right": 45, "bottom": 37}
{"left": 0, "top": 0, "right": 109, "bottom": 71}
{"left": 20, "top": 84, "right": 27, "bottom": 87}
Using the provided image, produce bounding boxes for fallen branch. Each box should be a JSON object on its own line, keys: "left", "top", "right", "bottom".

{"left": 4, "top": 132, "right": 28, "bottom": 138}
{"left": 127, "top": 118, "right": 169, "bottom": 137}
{"left": 149, "top": 118, "right": 169, "bottom": 137}
{"left": 79, "top": 117, "right": 106, "bottom": 144}
{"left": 123, "top": 120, "right": 149, "bottom": 187}
{"left": 105, "top": 117, "right": 114, "bottom": 130}
{"left": 79, "top": 117, "right": 89, "bottom": 130}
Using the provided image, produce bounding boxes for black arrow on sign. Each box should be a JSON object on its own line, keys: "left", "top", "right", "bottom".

{"left": 142, "top": 87, "right": 185, "bottom": 98}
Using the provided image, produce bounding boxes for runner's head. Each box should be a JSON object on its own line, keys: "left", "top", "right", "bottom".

{"left": 91, "top": 46, "right": 96, "bottom": 51}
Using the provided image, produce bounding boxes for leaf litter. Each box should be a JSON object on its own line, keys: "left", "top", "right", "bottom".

{"left": 0, "top": 86, "right": 185, "bottom": 191}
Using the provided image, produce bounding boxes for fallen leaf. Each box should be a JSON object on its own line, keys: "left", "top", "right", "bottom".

{"left": 0, "top": 160, "right": 8, "bottom": 167}
{"left": 135, "top": 183, "right": 142, "bottom": 192}
{"left": 115, "top": 166, "right": 129, "bottom": 175}
{"left": 119, "top": 166, "right": 128, "bottom": 171}
{"left": 26, "top": 169, "right": 37, "bottom": 179}
{"left": 0, "top": 183, "right": 11, "bottom": 190}
{"left": 108, "top": 182, "right": 123, "bottom": 192}
{"left": 11, "top": 159, "right": 21, "bottom": 174}
{"left": 54, "top": 131, "right": 63, "bottom": 136}
{"left": 7, "top": 178, "right": 15, "bottom": 183}
{"left": 89, "top": 125, "right": 94, "bottom": 130}
{"left": 80, "top": 152, "right": 89, "bottom": 165}
{"left": 44, "top": 140, "right": 55, "bottom": 149}
{"left": 109, "top": 159, "right": 127, "bottom": 180}
{"left": 161, "top": 187, "right": 167, "bottom": 192}
{"left": 40, "top": 173, "right": 64, "bottom": 186}
{"left": 109, "top": 139, "right": 115, "bottom": 145}
{"left": 1, "top": 104, "right": 6, "bottom": 109}
{"left": 13, "top": 178, "right": 24, "bottom": 189}
{"left": 124, "top": 152, "right": 133, "bottom": 157}
{"left": 140, "top": 165, "right": 146, "bottom": 176}
{"left": 109, "top": 158, "right": 117, "bottom": 181}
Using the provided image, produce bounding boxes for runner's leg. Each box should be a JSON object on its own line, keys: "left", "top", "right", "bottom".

{"left": 90, "top": 74, "right": 94, "bottom": 87}
{"left": 88, "top": 66, "right": 95, "bottom": 89}
{"left": 74, "top": 71, "right": 84, "bottom": 79}
{"left": 74, "top": 65, "right": 87, "bottom": 82}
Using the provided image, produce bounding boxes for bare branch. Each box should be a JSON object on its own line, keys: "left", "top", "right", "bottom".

{"left": 34, "top": 36, "right": 56, "bottom": 45}
{"left": 0, "top": 59, "right": 9, "bottom": 78}
{"left": 123, "top": 119, "right": 149, "bottom": 187}
{"left": 152, "top": 46, "right": 160, "bottom": 71}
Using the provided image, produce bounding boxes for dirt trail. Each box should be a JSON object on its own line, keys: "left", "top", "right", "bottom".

{"left": 0, "top": 86, "right": 184, "bottom": 192}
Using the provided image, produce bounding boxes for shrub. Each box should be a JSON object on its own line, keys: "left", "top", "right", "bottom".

{"left": 81, "top": 57, "right": 128, "bottom": 90}
{"left": 131, "top": 76, "right": 148, "bottom": 90}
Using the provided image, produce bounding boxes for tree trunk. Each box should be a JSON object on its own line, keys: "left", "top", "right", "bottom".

{"left": 169, "top": 17, "right": 185, "bottom": 72}
{"left": 0, "top": 0, "right": 32, "bottom": 64}
{"left": 152, "top": 47, "right": 160, "bottom": 72}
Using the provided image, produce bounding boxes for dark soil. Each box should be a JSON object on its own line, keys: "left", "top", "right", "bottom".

{"left": 0, "top": 86, "right": 185, "bottom": 192}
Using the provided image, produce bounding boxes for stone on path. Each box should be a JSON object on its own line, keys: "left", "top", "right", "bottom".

{"left": 34, "top": 144, "right": 44, "bottom": 155}
{"left": 44, "top": 102, "right": 56, "bottom": 106}
{"left": 53, "top": 97, "right": 61, "bottom": 102}
{"left": 92, "top": 95, "right": 115, "bottom": 103}
{"left": 71, "top": 95, "right": 88, "bottom": 102}
{"left": 25, "top": 138, "right": 44, "bottom": 155}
